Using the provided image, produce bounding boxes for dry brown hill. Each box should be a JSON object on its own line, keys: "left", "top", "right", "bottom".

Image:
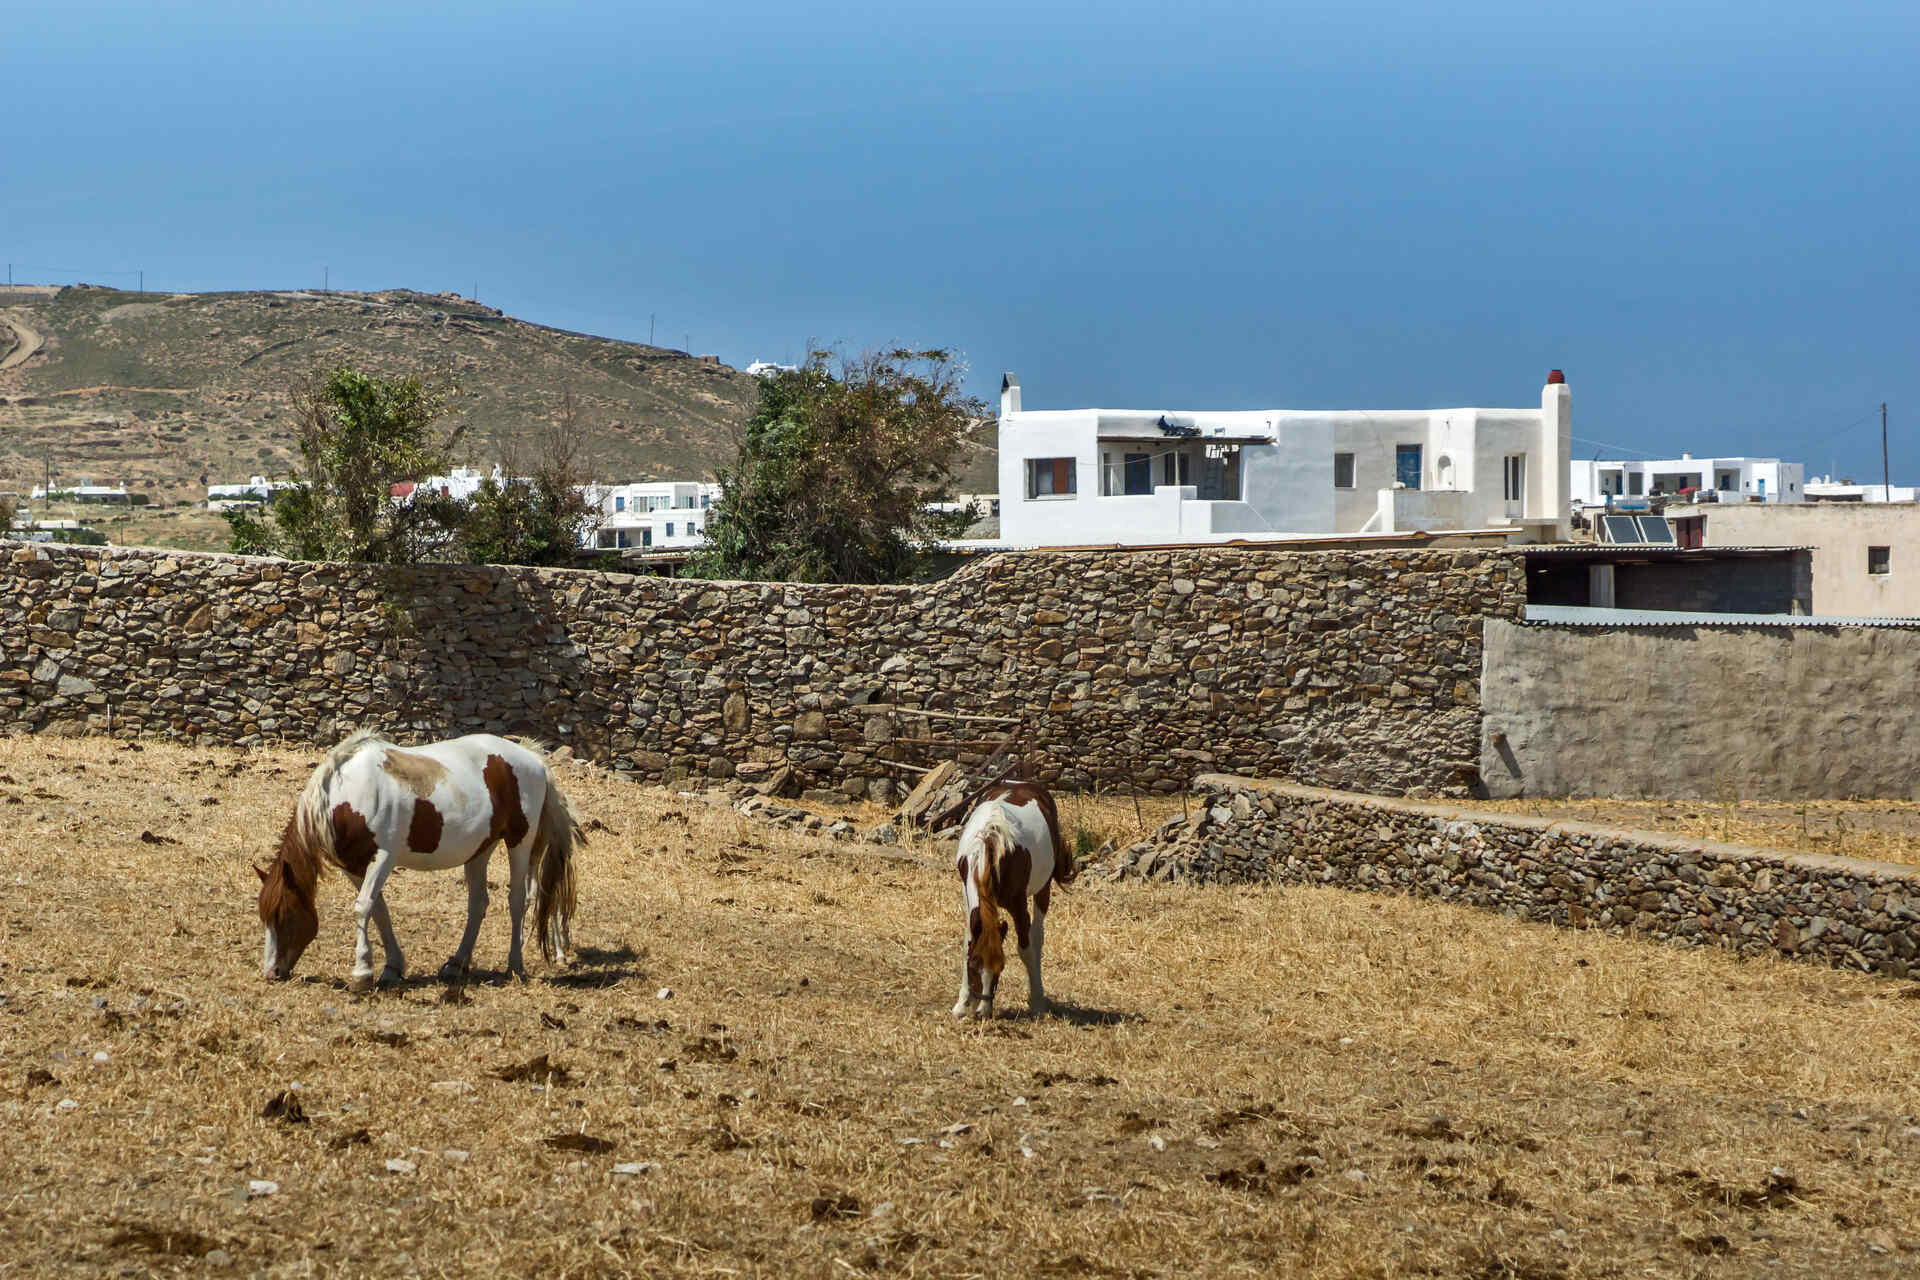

{"left": 0, "top": 284, "right": 762, "bottom": 503}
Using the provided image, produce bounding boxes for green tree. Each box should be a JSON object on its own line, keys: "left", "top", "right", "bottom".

{"left": 687, "top": 347, "right": 982, "bottom": 583}
{"left": 225, "top": 365, "right": 463, "bottom": 563}
{"left": 453, "top": 396, "right": 600, "bottom": 566}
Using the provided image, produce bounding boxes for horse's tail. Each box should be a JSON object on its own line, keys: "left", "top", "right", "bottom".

{"left": 531, "top": 773, "right": 584, "bottom": 964}
{"left": 973, "top": 831, "right": 1005, "bottom": 976}
{"left": 292, "top": 728, "right": 384, "bottom": 873}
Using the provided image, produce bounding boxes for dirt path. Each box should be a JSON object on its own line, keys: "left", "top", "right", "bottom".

{"left": 0, "top": 312, "right": 45, "bottom": 372}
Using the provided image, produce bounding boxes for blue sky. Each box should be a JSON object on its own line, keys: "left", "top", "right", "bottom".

{"left": 9, "top": 0, "right": 1918, "bottom": 478}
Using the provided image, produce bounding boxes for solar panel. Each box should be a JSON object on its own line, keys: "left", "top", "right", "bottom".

{"left": 1635, "top": 515, "right": 1675, "bottom": 543}
{"left": 1602, "top": 514, "right": 1643, "bottom": 544}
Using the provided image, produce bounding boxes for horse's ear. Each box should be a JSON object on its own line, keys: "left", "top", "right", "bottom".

{"left": 254, "top": 863, "right": 270, "bottom": 882}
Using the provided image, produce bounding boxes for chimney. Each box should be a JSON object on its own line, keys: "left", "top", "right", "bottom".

{"left": 1539, "top": 370, "right": 1571, "bottom": 539}
{"left": 1000, "top": 372, "right": 1021, "bottom": 418}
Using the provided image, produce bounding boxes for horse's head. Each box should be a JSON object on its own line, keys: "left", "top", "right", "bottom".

{"left": 256, "top": 858, "right": 317, "bottom": 980}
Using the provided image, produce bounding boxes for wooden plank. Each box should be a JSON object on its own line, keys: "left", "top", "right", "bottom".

{"left": 860, "top": 704, "right": 1022, "bottom": 725}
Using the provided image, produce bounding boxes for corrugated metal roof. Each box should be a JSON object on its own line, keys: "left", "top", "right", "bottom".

{"left": 1524, "top": 604, "right": 1920, "bottom": 629}
{"left": 1520, "top": 544, "right": 1813, "bottom": 554}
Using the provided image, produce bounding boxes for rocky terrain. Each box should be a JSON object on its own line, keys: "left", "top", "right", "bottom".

{"left": 0, "top": 284, "right": 764, "bottom": 504}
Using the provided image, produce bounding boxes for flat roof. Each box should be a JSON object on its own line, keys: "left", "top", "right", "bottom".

{"left": 1520, "top": 544, "right": 1811, "bottom": 557}
{"left": 1524, "top": 604, "right": 1920, "bottom": 629}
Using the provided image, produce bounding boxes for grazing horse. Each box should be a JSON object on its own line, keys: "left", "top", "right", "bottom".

{"left": 256, "top": 730, "right": 584, "bottom": 987}
{"left": 952, "top": 781, "right": 1072, "bottom": 1019}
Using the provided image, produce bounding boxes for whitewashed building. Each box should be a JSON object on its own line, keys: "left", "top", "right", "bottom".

{"left": 206, "top": 475, "right": 298, "bottom": 511}
{"left": 995, "top": 372, "right": 1571, "bottom": 546}
{"left": 589, "top": 480, "right": 719, "bottom": 551}
{"left": 1570, "top": 455, "right": 1804, "bottom": 505}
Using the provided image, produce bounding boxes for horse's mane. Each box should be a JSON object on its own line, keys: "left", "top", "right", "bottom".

{"left": 276, "top": 728, "right": 387, "bottom": 887}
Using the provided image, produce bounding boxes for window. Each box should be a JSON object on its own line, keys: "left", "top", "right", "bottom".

{"left": 1163, "top": 453, "right": 1176, "bottom": 486}
{"left": 641, "top": 528, "right": 652, "bottom": 548}
{"left": 665, "top": 521, "right": 675, "bottom": 537}
{"left": 1394, "top": 444, "right": 1422, "bottom": 490}
{"left": 614, "top": 495, "right": 625, "bottom": 512}
{"left": 1503, "top": 454, "right": 1525, "bottom": 502}
{"left": 1870, "top": 546, "right": 1890, "bottom": 575}
{"left": 1025, "top": 457, "right": 1077, "bottom": 498}
{"left": 1333, "top": 453, "right": 1355, "bottom": 489}
{"left": 1123, "top": 452, "right": 1152, "bottom": 495}
{"left": 701, "top": 494, "right": 711, "bottom": 508}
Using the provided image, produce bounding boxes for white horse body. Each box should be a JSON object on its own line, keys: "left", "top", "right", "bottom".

{"left": 258, "top": 730, "right": 582, "bottom": 988}
{"left": 951, "top": 783, "right": 1067, "bottom": 1019}
{"left": 331, "top": 734, "right": 549, "bottom": 875}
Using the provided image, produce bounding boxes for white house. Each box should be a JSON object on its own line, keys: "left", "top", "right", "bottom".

{"left": 589, "top": 480, "right": 720, "bottom": 551}
{"left": 1570, "top": 456, "right": 1804, "bottom": 505}
{"left": 206, "top": 475, "right": 298, "bottom": 511}
{"left": 995, "top": 372, "right": 1571, "bottom": 547}
{"left": 1804, "top": 476, "right": 1920, "bottom": 503}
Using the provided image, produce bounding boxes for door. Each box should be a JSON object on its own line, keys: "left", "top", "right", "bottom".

{"left": 1395, "top": 444, "right": 1423, "bottom": 489}
{"left": 1503, "top": 454, "right": 1525, "bottom": 518}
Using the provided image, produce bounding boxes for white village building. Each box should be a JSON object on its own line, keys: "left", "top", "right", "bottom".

{"left": 1569, "top": 456, "right": 1803, "bottom": 505}
{"left": 206, "top": 475, "right": 299, "bottom": 511}
{"left": 589, "top": 480, "right": 720, "bottom": 551}
{"left": 995, "top": 372, "right": 1572, "bottom": 546}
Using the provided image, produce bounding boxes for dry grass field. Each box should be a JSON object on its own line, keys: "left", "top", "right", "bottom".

{"left": 1478, "top": 797, "right": 1920, "bottom": 869}
{"left": 5, "top": 736, "right": 1920, "bottom": 1278}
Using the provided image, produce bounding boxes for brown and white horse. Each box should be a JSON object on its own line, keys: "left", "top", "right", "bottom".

{"left": 952, "top": 781, "right": 1073, "bottom": 1019}
{"left": 256, "top": 730, "right": 584, "bottom": 987}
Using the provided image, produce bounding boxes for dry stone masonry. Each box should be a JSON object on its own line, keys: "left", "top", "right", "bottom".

{"left": 1105, "top": 777, "right": 1920, "bottom": 977}
{"left": 0, "top": 540, "right": 1520, "bottom": 797}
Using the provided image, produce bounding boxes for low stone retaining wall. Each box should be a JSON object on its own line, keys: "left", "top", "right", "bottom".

{"left": 1101, "top": 775, "right": 1920, "bottom": 978}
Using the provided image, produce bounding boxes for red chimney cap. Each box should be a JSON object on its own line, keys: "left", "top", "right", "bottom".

{"left": 1546, "top": 369, "right": 1566, "bottom": 385}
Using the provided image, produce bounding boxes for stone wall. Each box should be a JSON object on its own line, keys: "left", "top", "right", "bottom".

{"left": 1481, "top": 618, "right": 1920, "bottom": 800}
{"left": 0, "top": 541, "right": 1523, "bottom": 798}
{"left": 1105, "top": 776, "right": 1920, "bottom": 978}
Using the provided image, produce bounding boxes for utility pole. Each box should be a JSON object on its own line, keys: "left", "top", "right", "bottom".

{"left": 1883, "top": 402, "right": 1891, "bottom": 501}
{"left": 323, "top": 266, "right": 329, "bottom": 293}
{"left": 649, "top": 313, "right": 655, "bottom": 345}
{"left": 138, "top": 270, "right": 143, "bottom": 295}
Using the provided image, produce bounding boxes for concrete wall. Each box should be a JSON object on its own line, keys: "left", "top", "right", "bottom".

{"left": 0, "top": 541, "right": 1524, "bottom": 799}
{"left": 1694, "top": 502, "right": 1920, "bottom": 616}
{"left": 1107, "top": 778, "right": 1920, "bottom": 979}
{"left": 1481, "top": 618, "right": 1920, "bottom": 799}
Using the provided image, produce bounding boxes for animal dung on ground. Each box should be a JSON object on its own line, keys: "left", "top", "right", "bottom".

{"left": 493, "top": 1053, "right": 574, "bottom": 1086}
{"left": 809, "top": 1192, "right": 861, "bottom": 1222}
{"left": 543, "top": 1132, "right": 615, "bottom": 1154}
{"left": 259, "top": 1091, "right": 308, "bottom": 1124}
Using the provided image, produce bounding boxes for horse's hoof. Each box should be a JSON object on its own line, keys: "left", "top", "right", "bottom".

{"left": 438, "top": 962, "right": 469, "bottom": 980}
{"left": 970, "top": 1005, "right": 993, "bottom": 1021}
{"left": 950, "top": 1003, "right": 970, "bottom": 1019}
{"left": 348, "top": 974, "right": 377, "bottom": 994}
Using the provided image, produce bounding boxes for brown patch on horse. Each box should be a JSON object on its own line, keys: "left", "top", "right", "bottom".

{"left": 997, "top": 844, "right": 1034, "bottom": 952}
{"left": 380, "top": 748, "right": 448, "bottom": 798}
{"left": 984, "top": 780, "right": 1072, "bottom": 884}
{"left": 331, "top": 802, "right": 377, "bottom": 877}
{"left": 407, "top": 798, "right": 444, "bottom": 853}
{"left": 483, "top": 754, "right": 529, "bottom": 847}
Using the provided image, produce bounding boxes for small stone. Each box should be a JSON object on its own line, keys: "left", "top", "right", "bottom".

{"left": 1147, "top": 1135, "right": 1167, "bottom": 1152}
{"left": 1344, "top": 1168, "right": 1371, "bottom": 1184}
{"left": 247, "top": 1180, "right": 278, "bottom": 1198}
{"left": 430, "top": 1080, "right": 472, "bottom": 1093}
{"left": 385, "top": 1158, "right": 417, "bottom": 1175}
{"left": 442, "top": 1149, "right": 470, "bottom": 1163}
{"left": 941, "top": 1122, "right": 972, "bottom": 1136}
{"left": 1011, "top": 1096, "right": 1028, "bottom": 1108}
{"left": 92, "top": 1051, "right": 109, "bottom": 1063}
{"left": 203, "top": 1249, "right": 232, "bottom": 1266}
{"left": 612, "top": 1161, "right": 656, "bottom": 1176}
{"left": 55, "top": 1098, "right": 78, "bottom": 1112}
{"left": 656, "top": 988, "right": 673, "bottom": 1000}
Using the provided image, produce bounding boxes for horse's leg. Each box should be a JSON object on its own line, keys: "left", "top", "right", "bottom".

{"left": 351, "top": 848, "right": 399, "bottom": 988}
{"left": 1021, "top": 884, "right": 1051, "bottom": 1015}
{"left": 442, "top": 848, "right": 492, "bottom": 978}
{"left": 371, "top": 895, "right": 405, "bottom": 985}
{"left": 505, "top": 839, "right": 533, "bottom": 979}
{"left": 952, "top": 911, "right": 977, "bottom": 1019}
